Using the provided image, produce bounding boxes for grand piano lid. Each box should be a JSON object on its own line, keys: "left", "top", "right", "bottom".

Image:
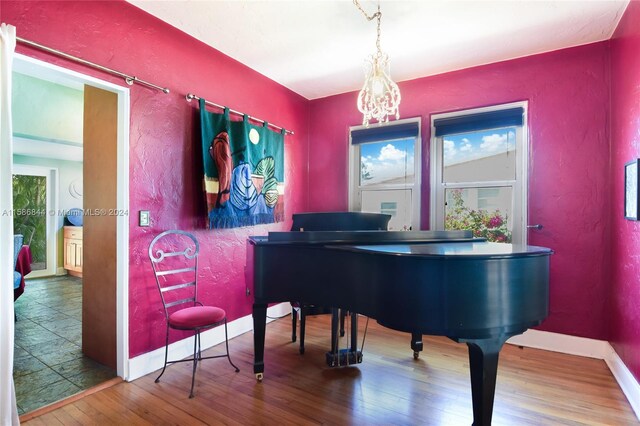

{"left": 334, "top": 241, "right": 553, "bottom": 259}
{"left": 249, "top": 230, "right": 476, "bottom": 245}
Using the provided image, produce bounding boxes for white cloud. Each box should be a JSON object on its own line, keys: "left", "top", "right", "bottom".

{"left": 378, "top": 144, "right": 406, "bottom": 161}
{"left": 460, "top": 142, "right": 472, "bottom": 152}
{"left": 443, "top": 139, "right": 457, "bottom": 159}
{"left": 480, "top": 133, "right": 508, "bottom": 152}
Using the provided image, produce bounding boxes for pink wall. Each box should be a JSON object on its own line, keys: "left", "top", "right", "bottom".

{"left": 309, "top": 43, "right": 612, "bottom": 340}
{"left": 1, "top": 1, "right": 310, "bottom": 357}
{"left": 3, "top": 1, "right": 636, "bottom": 380}
{"left": 610, "top": 0, "right": 640, "bottom": 382}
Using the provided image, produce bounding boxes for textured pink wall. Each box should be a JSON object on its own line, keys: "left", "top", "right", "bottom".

{"left": 1, "top": 1, "right": 309, "bottom": 357}
{"left": 309, "top": 43, "right": 612, "bottom": 340}
{"left": 610, "top": 0, "right": 640, "bottom": 382}
{"left": 3, "top": 0, "right": 634, "bottom": 374}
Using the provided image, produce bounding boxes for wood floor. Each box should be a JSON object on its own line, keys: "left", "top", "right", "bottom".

{"left": 23, "top": 314, "right": 637, "bottom": 425}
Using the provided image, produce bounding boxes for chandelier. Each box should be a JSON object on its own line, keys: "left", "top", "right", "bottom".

{"left": 354, "top": 0, "right": 401, "bottom": 127}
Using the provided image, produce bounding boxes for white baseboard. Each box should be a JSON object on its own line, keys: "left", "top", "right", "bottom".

{"left": 126, "top": 302, "right": 291, "bottom": 381}
{"left": 604, "top": 344, "right": 640, "bottom": 420}
{"left": 507, "top": 329, "right": 639, "bottom": 420}
{"left": 506, "top": 329, "right": 609, "bottom": 358}
{"left": 56, "top": 267, "right": 67, "bottom": 276}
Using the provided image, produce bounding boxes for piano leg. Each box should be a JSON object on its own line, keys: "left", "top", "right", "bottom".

{"left": 466, "top": 338, "right": 506, "bottom": 426}
{"left": 410, "top": 333, "right": 423, "bottom": 359}
{"left": 252, "top": 303, "right": 267, "bottom": 381}
{"left": 330, "top": 308, "right": 339, "bottom": 355}
{"left": 350, "top": 311, "right": 358, "bottom": 352}
{"left": 291, "top": 304, "right": 297, "bottom": 342}
{"left": 299, "top": 306, "right": 307, "bottom": 354}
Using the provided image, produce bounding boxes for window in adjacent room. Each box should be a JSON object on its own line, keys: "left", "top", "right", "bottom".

{"left": 349, "top": 117, "right": 421, "bottom": 230}
{"left": 430, "top": 102, "right": 528, "bottom": 244}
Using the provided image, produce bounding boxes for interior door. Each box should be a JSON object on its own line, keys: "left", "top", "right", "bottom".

{"left": 82, "top": 85, "right": 118, "bottom": 369}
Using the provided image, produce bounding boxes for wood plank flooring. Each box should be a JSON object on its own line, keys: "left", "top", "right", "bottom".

{"left": 23, "top": 314, "right": 638, "bottom": 425}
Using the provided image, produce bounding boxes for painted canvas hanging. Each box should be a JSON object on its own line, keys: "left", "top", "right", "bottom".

{"left": 200, "top": 98, "right": 285, "bottom": 229}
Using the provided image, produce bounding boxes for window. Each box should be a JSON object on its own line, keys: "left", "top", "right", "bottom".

{"left": 430, "top": 103, "right": 528, "bottom": 244}
{"left": 349, "top": 118, "right": 421, "bottom": 230}
{"left": 12, "top": 164, "right": 58, "bottom": 277}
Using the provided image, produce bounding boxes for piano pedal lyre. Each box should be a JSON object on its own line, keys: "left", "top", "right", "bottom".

{"left": 325, "top": 348, "right": 363, "bottom": 367}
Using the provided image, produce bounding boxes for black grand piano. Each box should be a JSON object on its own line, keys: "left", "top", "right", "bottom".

{"left": 249, "top": 217, "right": 552, "bottom": 426}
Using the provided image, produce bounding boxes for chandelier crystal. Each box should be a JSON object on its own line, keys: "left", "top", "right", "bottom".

{"left": 354, "top": 1, "right": 401, "bottom": 127}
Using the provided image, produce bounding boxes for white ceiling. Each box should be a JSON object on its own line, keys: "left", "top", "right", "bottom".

{"left": 128, "top": 0, "right": 629, "bottom": 100}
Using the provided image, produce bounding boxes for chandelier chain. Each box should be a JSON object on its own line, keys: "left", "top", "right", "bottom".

{"left": 353, "top": 0, "right": 401, "bottom": 126}
{"left": 353, "top": 0, "right": 382, "bottom": 54}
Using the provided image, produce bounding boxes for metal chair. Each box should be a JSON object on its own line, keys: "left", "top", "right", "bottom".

{"left": 149, "top": 230, "right": 239, "bottom": 398}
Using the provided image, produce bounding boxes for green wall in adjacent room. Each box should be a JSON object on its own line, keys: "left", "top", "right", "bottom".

{"left": 12, "top": 72, "right": 84, "bottom": 144}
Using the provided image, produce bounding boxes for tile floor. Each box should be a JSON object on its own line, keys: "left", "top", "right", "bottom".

{"left": 13, "top": 276, "right": 116, "bottom": 415}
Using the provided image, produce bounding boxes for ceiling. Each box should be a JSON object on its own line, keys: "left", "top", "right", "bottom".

{"left": 128, "top": 0, "right": 629, "bottom": 100}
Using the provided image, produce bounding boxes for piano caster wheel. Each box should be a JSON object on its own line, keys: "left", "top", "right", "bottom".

{"left": 299, "top": 347, "right": 305, "bottom": 355}
{"left": 255, "top": 373, "right": 264, "bottom": 382}
{"left": 413, "top": 351, "right": 419, "bottom": 360}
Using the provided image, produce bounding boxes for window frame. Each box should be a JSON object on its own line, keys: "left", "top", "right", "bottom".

{"left": 429, "top": 101, "right": 529, "bottom": 244}
{"left": 348, "top": 117, "right": 422, "bottom": 230}
{"left": 12, "top": 164, "right": 59, "bottom": 278}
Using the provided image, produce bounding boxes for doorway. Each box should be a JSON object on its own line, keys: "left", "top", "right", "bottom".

{"left": 10, "top": 53, "right": 130, "bottom": 412}
{"left": 12, "top": 165, "right": 57, "bottom": 277}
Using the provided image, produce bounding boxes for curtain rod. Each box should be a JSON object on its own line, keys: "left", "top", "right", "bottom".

{"left": 185, "top": 93, "right": 294, "bottom": 135}
{"left": 16, "top": 36, "right": 170, "bottom": 94}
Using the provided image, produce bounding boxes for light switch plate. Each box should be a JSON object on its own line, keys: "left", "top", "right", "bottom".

{"left": 139, "top": 210, "right": 150, "bottom": 227}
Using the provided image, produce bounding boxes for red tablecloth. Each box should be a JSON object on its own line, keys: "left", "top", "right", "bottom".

{"left": 14, "top": 245, "right": 32, "bottom": 301}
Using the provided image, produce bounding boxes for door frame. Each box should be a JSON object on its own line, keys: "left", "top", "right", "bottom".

{"left": 12, "top": 164, "right": 58, "bottom": 278}
{"left": 13, "top": 53, "right": 130, "bottom": 378}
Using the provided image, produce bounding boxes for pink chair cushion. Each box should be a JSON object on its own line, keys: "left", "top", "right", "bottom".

{"left": 169, "top": 306, "right": 226, "bottom": 329}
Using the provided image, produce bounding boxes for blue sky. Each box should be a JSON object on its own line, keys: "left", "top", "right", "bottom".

{"left": 360, "top": 138, "right": 414, "bottom": 184}
{"left": 443, "top": 127, "right": 515, "bottom": 165}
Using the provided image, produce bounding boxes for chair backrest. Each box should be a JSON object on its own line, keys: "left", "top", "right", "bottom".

{"left": 291, "top": 212, "right": 391, "bottom": 231}
{"left": 14, "top": 234, "right": 24, "bottom": 266}
{"left": 148, "top": 230, "right": 200, "bottom": 318}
